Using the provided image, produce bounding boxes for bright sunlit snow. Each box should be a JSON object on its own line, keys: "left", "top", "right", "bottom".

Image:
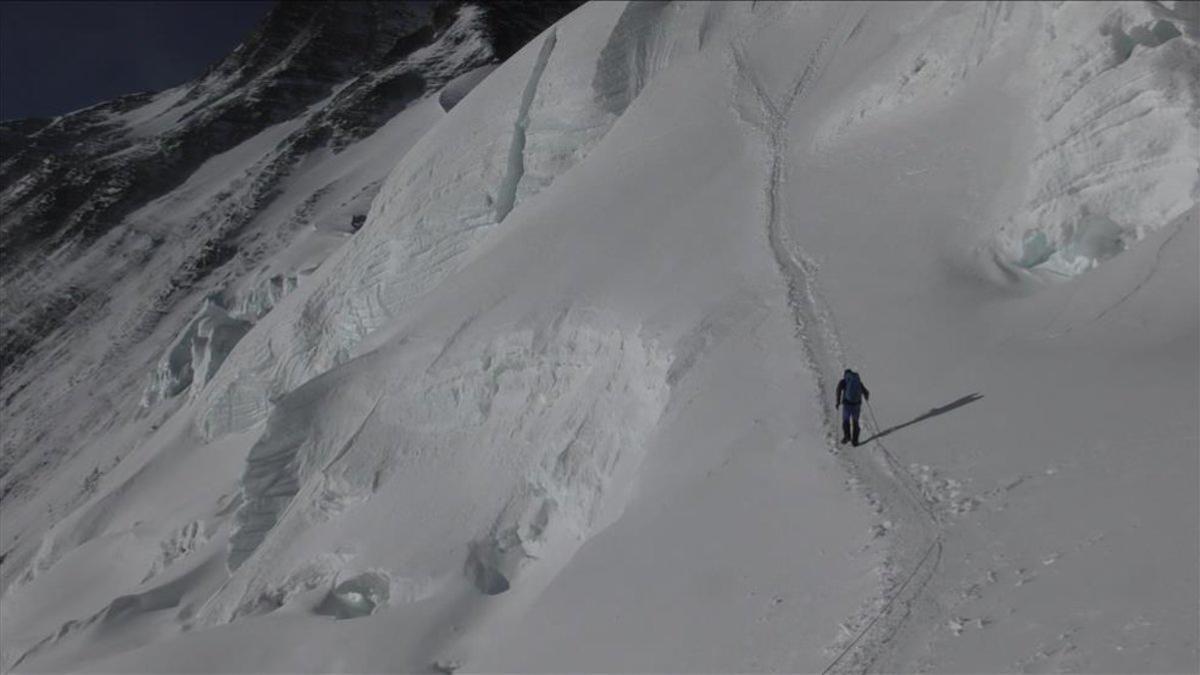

{"left": 1, "top": 2, "right": 1196, "bottom": 674}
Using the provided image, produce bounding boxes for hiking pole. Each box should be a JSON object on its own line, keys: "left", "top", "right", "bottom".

{"left": 865, "top": 398, "right": 883, "bottom": 438}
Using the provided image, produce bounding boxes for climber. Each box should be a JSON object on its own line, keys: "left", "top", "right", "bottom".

{"left": 835, "top": 368, "right": 870, "bottom": 446}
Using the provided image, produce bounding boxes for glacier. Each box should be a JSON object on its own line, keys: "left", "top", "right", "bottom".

{"left": 1, "top": 2, "right": 1196, "bottom": 673}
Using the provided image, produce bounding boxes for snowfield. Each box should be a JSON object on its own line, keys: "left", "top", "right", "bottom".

{"left": 1, "top": 2, "right": 1197, "bottom": 673}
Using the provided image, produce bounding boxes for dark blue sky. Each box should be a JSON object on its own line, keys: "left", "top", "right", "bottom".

{"left": 0, "top": 1, "right": 273, "bottom": 121}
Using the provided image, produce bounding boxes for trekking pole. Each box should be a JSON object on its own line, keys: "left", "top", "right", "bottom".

{"left": 865, "top": 398, "right": 883, "bottom": 438}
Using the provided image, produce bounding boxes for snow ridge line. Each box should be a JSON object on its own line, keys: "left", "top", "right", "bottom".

{"left": 495, "top": 30, "right": 558, "bottom": 223}
{"left": 728, "top": 8, "right": 944, "bottom": 673}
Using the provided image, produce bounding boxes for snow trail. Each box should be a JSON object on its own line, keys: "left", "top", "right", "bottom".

{"left": 728, "top": 8, "right": 945, "bottom": 672}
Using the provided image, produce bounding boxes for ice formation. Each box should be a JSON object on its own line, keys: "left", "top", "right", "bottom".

{"left": 1, "top": 3, "right": 1195, "bottom": 674}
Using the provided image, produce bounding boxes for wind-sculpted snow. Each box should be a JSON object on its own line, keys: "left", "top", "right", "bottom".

{"left": 194, "top": 1, "right": 703, "bottom": 440}
{"left": 184, "top": 1, "right": 750, "bottom": 637}
{"left": 815, "top": 2, "right": 1197, "bottom": 279}
{"left": 2, "top": 3, "right": 1196, "bottom": 673}
{"left": 592, "top": 1, "right": 673, "bottom": 116}
{"left": 1012, "top": 2, "right": 1197, "bottom": 277}
{"left": 203, "top": 315, "right": 669, "bottom": 625}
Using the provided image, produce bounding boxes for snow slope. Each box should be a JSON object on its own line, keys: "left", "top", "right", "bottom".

{"left": 2, "top": 2, "right": 1196, "bottom": 673}
{"left": 0, "top": 0, "right": 579, "bottom": 539}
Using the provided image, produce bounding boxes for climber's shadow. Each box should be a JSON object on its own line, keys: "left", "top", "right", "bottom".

{"left": 863, "top": 393, "right": 983, "bottom": 444}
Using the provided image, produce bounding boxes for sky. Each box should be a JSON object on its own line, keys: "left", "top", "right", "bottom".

{"left": 0, "top": 0, "right": 273, "bottom": 121}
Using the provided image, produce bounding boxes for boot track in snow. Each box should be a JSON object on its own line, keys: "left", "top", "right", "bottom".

{"left": 728, "top": 8, "right": 944, "bottom": 673}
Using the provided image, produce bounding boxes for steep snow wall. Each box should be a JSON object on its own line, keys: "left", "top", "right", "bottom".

{"left": 192, "top": 0, "right": 710, "bottom": 621}
{"left": 192, "top": 0, "right": 704, "bottom": 439}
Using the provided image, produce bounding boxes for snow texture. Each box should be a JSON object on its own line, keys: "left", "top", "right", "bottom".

{"left": 1, "top": 2, "right": 1196, "bottom": 674}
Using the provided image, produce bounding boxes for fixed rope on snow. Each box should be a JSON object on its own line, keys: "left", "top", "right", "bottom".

{"left": 820, "top": 398, "right": 943, "bottom": 674}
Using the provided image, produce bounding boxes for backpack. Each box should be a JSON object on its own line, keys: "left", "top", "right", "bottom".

{"left": 843, "top": 371, "right": 863, "bottom": 405}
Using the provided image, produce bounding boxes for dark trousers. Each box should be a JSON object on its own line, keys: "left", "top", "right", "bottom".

{"left": 841, "top": 402, "right": 861, "bottom": 445}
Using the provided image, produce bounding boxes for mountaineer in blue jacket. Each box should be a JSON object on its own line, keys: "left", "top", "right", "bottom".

{"left": 836, "top": 369, "right": 870, "bottom": 446}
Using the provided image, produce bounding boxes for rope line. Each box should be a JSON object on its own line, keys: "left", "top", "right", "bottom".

{"left": 821, "top": 537, "right": 941, "bottom": 674}
{"left": 820, "top": 398, "right": 943, "bottom": 674}
{"left": 866, "top": 399, "right": 939, "bottom": 524}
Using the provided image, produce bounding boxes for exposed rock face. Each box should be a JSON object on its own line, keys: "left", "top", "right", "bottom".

{"left": 0, "top": 0, "right": 580, "bottom": 503}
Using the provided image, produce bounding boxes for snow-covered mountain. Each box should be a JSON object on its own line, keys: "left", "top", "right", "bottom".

{"left": 1, "top": 1, "right": 1196, "bottom": 673}
{"left": 0, "top": 0, "right": 577, "bottom": 528}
